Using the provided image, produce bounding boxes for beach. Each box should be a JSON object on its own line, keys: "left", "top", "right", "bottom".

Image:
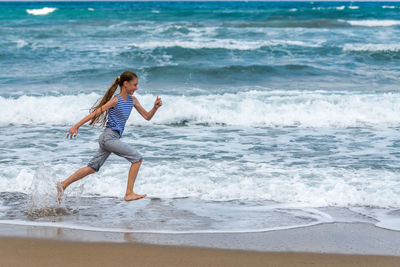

{"left": 1, "top": 222, "right": 400, "bottom": 266}
{"left": 1, "top": 239, "right": 399, "bottom": 267}
{"left": 1, "top": 1, "right": 400, "bottom": 266}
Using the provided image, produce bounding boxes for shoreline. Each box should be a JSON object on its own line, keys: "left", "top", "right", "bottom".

{"left": 1, "top": 222, "right": 400, "bottom": 256}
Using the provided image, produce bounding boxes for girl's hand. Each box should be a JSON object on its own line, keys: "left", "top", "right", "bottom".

{"left": 66, "top": 126, "right": 79, "bottom": 139}
{"left": 154, "top": 96, "right": 163, "bottom": 109}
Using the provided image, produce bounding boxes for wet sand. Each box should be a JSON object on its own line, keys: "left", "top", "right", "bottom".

{"left": 1, "top": 236, "right": 400, "bottom": 267}
{"left": 1, "top": 222, "right": 400, "bottom": 255}
{"left": 1, "top": 222, "right": 400, "bottom": 266}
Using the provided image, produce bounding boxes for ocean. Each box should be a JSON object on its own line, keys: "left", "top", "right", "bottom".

{"left": 1, "top": 1, "right": 400, "bottom": 234}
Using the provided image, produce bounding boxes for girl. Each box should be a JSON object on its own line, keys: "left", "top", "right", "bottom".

{"left": 57, "top": 70, "right": 162, "bottom": 203}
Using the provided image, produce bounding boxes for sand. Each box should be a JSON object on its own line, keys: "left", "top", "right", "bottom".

{"left": 1, "top": 236, "right": 400, "bottom": 267}
{"left": 1, "top": 222, "right": 400, "bottom": 255}
{"left": 1, "top": 222, "right": 400, "bottom": 266}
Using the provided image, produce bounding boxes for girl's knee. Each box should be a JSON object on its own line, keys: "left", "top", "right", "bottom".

{"left": 132, "top": 159, "right": 143, "bottom": 165}
{"left": 87, "top": 166, "right": 97, "bottom": 174}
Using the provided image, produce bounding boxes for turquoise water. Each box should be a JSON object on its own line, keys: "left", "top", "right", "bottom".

{"left": 1, "top": 1, "right": 400, "bottom": 96}
{"left": 0, "top": 1, "right": 400, "bottom": 233}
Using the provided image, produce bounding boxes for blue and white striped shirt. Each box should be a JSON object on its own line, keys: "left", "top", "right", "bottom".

{"left": 105, "top": 94, "right": 134, "bottom": 137}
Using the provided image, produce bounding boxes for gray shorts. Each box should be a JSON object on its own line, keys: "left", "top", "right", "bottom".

{"left": 87, "top": 128, "right": 143, "bottom": 172}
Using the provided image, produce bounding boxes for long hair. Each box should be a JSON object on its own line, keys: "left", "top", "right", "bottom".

{"left": 89, "top": 70, "right": 138, "bottom": 127}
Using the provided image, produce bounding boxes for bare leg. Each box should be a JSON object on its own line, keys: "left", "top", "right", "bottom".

{"left": 124, "top": 159, "right": 146, "bottom": 201}
{"left": 57, "top": 166, "right": 96, "bottom": 203}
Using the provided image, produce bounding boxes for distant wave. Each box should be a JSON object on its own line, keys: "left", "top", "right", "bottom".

{"left": 26, "top": 7, "right": 57, "bottom": 16}
{"left": 312, "top": 6, "right": 346, "bottom": 10}
{"left": 1, "top": 91, "right": 400, "bottom": 128}
{"left": 343, "top": 20, "right": 400, "bottom": 27}
{"left": 141, "top": 64, "right": 327, "bottom": 83}
{"left": 129, "top": 39, "right": 320, "bottom": 50}
{"left": 14, "top": 40, "right": 28, "bottom": 49}
{"left": 237, "top": 19, "right": 349, "bottom": 28}
{"left": 343, "top": 43, "right": 400, "bottom": 52}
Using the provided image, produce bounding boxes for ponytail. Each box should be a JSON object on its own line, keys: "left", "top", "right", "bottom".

{"left": 89, "top": 71, "right": 137, "bottom": 127}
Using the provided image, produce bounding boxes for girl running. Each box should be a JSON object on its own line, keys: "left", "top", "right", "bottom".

{"left": 57, "top": 70, "right": 162, "bottom": 203}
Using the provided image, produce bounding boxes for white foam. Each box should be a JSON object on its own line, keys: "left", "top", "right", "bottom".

{"left": 3, "top": 161, "right": 400, "bottom": 209}
{"left": 382, "top": 6, "right": 397, "bottom": 9}
{"left": 348, "top": 6, "right": 359, "bottom": 10}
{"left": 1, "top": 90, "right": 400, "bottom": 128}
{"left": 0, "top": 168, "right": 33, "bottom": 195}
{"left": 131, "top": 91, "right": 400, "bottom": 128}
{"left": 350, "top": 208, "right": 400, "bottom": 232}
{"left": 26, "top": 7, "right": 57, "bottom": 16}
{"left": 376, "top": 217, "right": 400, "bottom": 231}
{"left": 344, "top": 20, "right": 400, "bottom": 27}
{"left": 0, "top": 93, "right": 99, "bottom": 126}
{"left": 343, "top": 43, "right": 400, "bottom": 52}
{"left": 14, "top": 40, "right": 28, "bottom": 49}
{"left": 0, "top": 200, "right": 8, "bottom": 217}
{"left": 131, "top": 164, "right": 400, "bottom": 208}
{"left": 0, "top": 219, "right": 324, "bottom": 234}
{"left": 88, "top": 8, "right": 94, "bottom": 12}
{"left": 312, "top": 6, "right": 346, "bottom": 11}
{"left": 129, "top": 39, "right": 320, "bottom": 50}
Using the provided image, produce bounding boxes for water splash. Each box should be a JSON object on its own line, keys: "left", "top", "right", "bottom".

{"left": 27, "top": 163, "right": 82, "bottom": 217}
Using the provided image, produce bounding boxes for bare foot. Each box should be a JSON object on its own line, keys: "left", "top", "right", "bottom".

{"left": 124, "top": 193, "right": 147, "bottom": 201}
{"left": 56, "top": 182, "right": 64, "bottom": 204}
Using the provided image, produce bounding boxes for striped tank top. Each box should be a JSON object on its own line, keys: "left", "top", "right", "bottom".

{"left": 105, "top": 94, "right": 134, "bottom": 137}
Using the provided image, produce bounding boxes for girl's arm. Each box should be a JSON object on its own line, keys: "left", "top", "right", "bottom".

{"left": 132, "top": 96, "right": 162, "bottom": 121}
{"left": 67, "top": 96, "right": 118, "bottom": 139}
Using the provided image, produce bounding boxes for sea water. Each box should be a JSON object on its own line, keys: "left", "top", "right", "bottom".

{"left": 0, "top": 1, "right": 400, "bottom": 233}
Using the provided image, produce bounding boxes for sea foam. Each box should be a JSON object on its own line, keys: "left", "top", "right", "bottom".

{"left": 1, "top": 91, "right": 399, "bottom": 128}
{"left": 26, "top": 7, "right": 57, "bottom": 16}
{"left": 344, "top": 20, "right": 400, "bottom": 27}
{"left": 343, "top": 43, "right": 400, "bottom": 52}
{"left": 3, "top": 161, "right": 400, "bottom": 208}
{"left": 129, "top": 39, "right": 320, "bottom": 50}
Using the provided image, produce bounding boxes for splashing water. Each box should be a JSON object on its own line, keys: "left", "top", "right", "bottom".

{"left": 27, "top": 163, "right": 82, "bottom": 217}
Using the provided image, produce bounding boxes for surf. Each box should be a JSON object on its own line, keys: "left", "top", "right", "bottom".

{"left": 26, "top": 7, "right": 57, "bottom": 16}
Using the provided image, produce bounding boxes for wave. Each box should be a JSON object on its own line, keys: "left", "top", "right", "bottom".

{"left": 343, "top": 43, "right": 400, "bottom": 52}
{"left": 129, "top": 39, "right": 320, "bottom": 51}
{"left": 140, "top": 64, "right": 330, "bottom": 85}
{"left": 26, "top": 7, "right": 57, "bottom": 16}
{"left": 312, "top": 6, "right": 346, "bottom": 10}
{"left": 1, "top": 90, "right": 400, "bottom": 128}
{"left": 2, "top": 161, "right": 400, "bottom": 208}
{"left": 14, "top": 40, "right": 28, "bottom": 49}
{"left": 9, "top": 34, "right": 321, "bottom": 54}
{"left": 343, "top": 20, "right": 400, "bottom": 27}
{"left": 227, "top": 19, "right": 350, "bottom": 29}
